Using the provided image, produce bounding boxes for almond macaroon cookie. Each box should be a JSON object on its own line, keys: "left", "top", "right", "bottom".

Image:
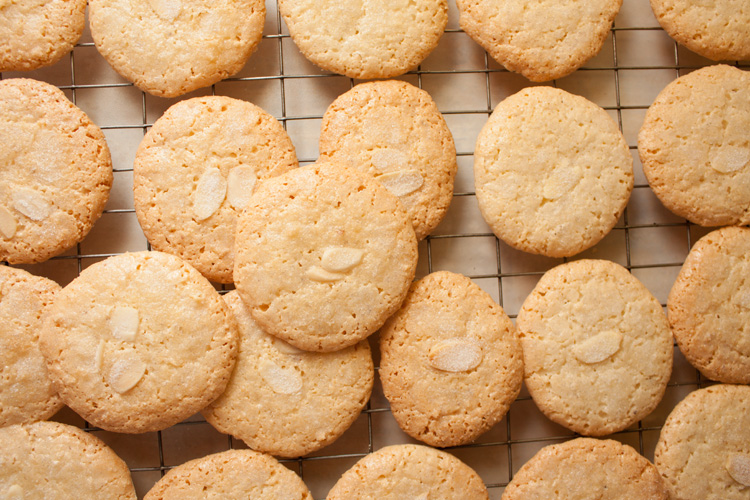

{"left": 668, "top": 226, "right": 750, "bottom": 384}
{"left": 88, "top": 0, "right": 265, "bottom": 97}
{"left": 503, "top": 438, "right": 669, "bottom": 499}
{"left": 639, "top": 65, "right": 750, "bottom": 226}
{"left": 655, "top": 384, "right": 750, "bottom": 500}
{"left": 0, "top": 0, "right": 86, "bottom": 71}
{"left": 456, "top": 0, "right": 621, "bottom": 82}
{"left": 0, "top": 79, "right": 112, "bottom": 264}
{"left": 516, "top": 259, "right": 673, "bottom": 436}
{"left": 39, "top": 251, "right": 238, "bottom": 433}
{"left": 134, "top": 96, "right": 298, "bottom": 284}
{"left": 0, "top": 266, "right": 63, "bottom": 427}
{"left": 202, "top": 291, "right": 374, "bottom": 458}
{"left": 474, "top": 87, "right": 633, "bottom": 257}
{"left": 0, "top": 421, "right": 136, "bottom": 499}
{"left": 379, "top": 271, "right": 523, "bottom": 447}
{"left": 144, "top": 449, "right": 313, "bottom": 500}
{"left": 278, "top": 0, "right": 447, "bottom": 79}
{"left": 234, "top": 160, "right": 418, "bottom": 352}
{"left": 327, "top": 444, "right": 489, "bottom": 499}
{"left": 319, "top": 81, "right": 457, "bottom": 240}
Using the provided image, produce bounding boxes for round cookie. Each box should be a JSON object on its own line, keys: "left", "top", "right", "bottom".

{"left": 502, "top": 438, "right": 669, "bottom": 499}
{"left": 134, "top": 96, "right": 298, "bottom": 284}
{"left": 456, "top": 0, "right": 621, "bottom": 82}
{"left": 0, "top": 266, "right": 63, "bottom": 427}
{"left": 0, "top": 0, "right": 86, "bottom": 71}
{"left": 650, "top": 0, "right": 750, "bottom": 61}
{"left": 88, "top": 0, "right": 265, "bottom": 97}
{"left": 0, "top": 421, "right": 136, "bottom": 499}
{"left": 474, "top": 87, "right": 633, "bottom": 257}
{"left": 0, "top": 78, "right": 113, "bottom": 264}
{"left": 319, "top": 81, "right": 457, "bottom": 240}
{"left": 278, "top": 0, "right": 447, "bottom": 79}
{"left": 39, "top": 251, "right": 238, "bottom": 433}
{"left": 203, "top": 291, "right": 374, "bottom": 458}
{"left": 234, "top": 160, "right": 418, "bottom": 352}
{"left": 668, "top": 227, "right": 750, "bottom": 384}
{"left": 379, "top": 271, "right": 523, "bottom": 447}
{"left": 326, "top": 444, "right": 489, "bottom": 499}
{"left": 655, "top": 384, "right": 750, "bottom": 500}
{"left": 516, "top": 259, "right": 673, "bottom": 436}
{"left": 638, "top": 65, "right": 750, "bottom": 226}
{"left": 144, "top": 449, "right": 313, "bottom": 500}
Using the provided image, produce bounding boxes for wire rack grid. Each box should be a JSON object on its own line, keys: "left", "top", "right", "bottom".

{"left": 2, "top": 0, "right": 749, "bottom": 498}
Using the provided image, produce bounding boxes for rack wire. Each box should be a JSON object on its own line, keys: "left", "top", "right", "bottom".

{"left": 2, "top": 0, "right": 749, "bottom": 497}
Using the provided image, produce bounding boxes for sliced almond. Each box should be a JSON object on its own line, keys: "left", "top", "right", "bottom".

{"left": 147, "top": 0, "right": 181, "bottom": 21}
{"left": 321, "top": 247, "right": 364, "bottom": 273}
{"left": 428, "top": 338, "right": 483, "bottom": 373}
{"left": 727, "top": 453, "right": 750, "bottom": 486}
{"left": 226, "top": 165, "right": 257, "bottom": 210}
{"left": 108, "top": 306, "right": 139, "bottom": 341}
{"left": 108, "top": 355, "right": 146, "bottom": 394}
{"left": 271, "top": 336, "right": 306, "bottom": 355}
{"left": 543, "top": 164, "right": 583, "bottom": 200}
{"left": 12, "top": 188, "right": 51, "bottom": 221}
{"left": 371, "top": 149, "right": 408, "bottom": 172}
{"left": 306, "top": 266, "right": 344, "bottom": 282}
{"left": 0, "top": 205, "right": 17, "bottom": 239}
{"left": 259, "top": 359, "right": 302, "bottom": 395}
{"left": 711, "top": 146, "right": 750, "bottom": 174}
{"left": 377, "top": 170, "right": 424, "bottom": 197}
{"left": 6, "top": 485, "right": 22, "bottom": 499}
{"left": 573, "top": 330, "right": 623, "bottom": 364}
{"left": 193, "top": 167, "right": 227, "bottom": 221}
{"left": 94, "top": 339, "right": 105, "bottom": 372}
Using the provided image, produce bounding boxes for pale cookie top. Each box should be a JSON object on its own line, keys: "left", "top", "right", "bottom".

{"left": 0, "top": 421, "right": 136, "bottom": 499}
{"left": 134, "top": 96, "right": 298, "bottom": 284}
{"left": 39, "top": 251, "right": 238, "bottom": 433}
{"left": 456, "top": 0, "right": 621, "bottom": 82}
{"left": 203, "top": 291, "right": 374, "bottom": 458}
{"left": 0, "top": 79, "right": 112, "bottom": 265}
{"left": 668, "top": 227, "right": 750, "bottom": 384}
{"left": 320, "top": 80, "right": 457, "bottom": 240}
{"left": 639, "top": 65, "right": 750, "bottom": 226}
{"left": 88, "top": 0, "right": 265, "bottom": 97}
{"left": 650, "top": 0, "right": 750, "bottom": 61}
{"left": 0, "top": 266, "right": 63, "bottom": 427}
{"left": 379, "top": 271, "right": 523, "bottom": 447}
{"left": 655, "top": 384, "right": 750, "bottom": 500}
{"left": 326, "top": 444, "right": 489, "bottom": 500}
{"left": 145, "top": 449, "right": 313, "bottom": 500}
{"left": 234, "top": 161, "right": 418, "bottom": 352}
{"left": 0, "top": 0, "right": 86, "bottom": 71}
{"left": 474, "top": 87, "right": 633, "bottom": 257}
{"left": 278, "top": 0, "right": 447, "bottom": 79}
{"left": 517, "top": 259, "right": 673, "bottom": 436}
{"left": 502, "top": 438, "right": 669, "bottom": 499}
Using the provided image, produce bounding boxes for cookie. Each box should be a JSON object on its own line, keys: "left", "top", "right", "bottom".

{"left": 516, "top": 259, "right": 673, "bottom": 436}
{"left": 326, "top": 444, "right": 489, "bottom": 499}
{"left": 88, "top": 0, "right": 265, "bottom": 97}
{"left": 655, "top": 384, "right": 750, "bottom": 500}
{"left": 319, "top": 81, "right": 457, "bottom": 240}
{"left": 379, "top": 271, "right": 523, "bottom": 447}
{"left": 134, "top": 96, "right": 298, "bottom": 284}
{"left": 0, "top": 78, "right": 112, "bottom": 264}
{"left": 474, "top": 87, "right": 633, "bottom": 257}
{"left": 202, "top": 291, "right": 374, "bottom": 457}
{"left": 278, "top": 0, "right": 447, "bottom": 79}
{"left": 0, "top": 0, "right": 86, "bottom": 72}
{"left": 39, "top": 251, "right": 238, "bottom": 433}
{"left": 0, "top": 421, "right": 136, "bottom": 499}
{"left": 503, "top": 438, "right": 669, "bottom": 499}
{"left": 668, "top": 227, "right": 750, "bottom": 384}
{"left": 650, "top": 0, "right": 750, "bottom": 61}
{"left": 456, "top": 0, "right": 621, "bottom": 82}
{"left": 638, "top": 65, "right": 750, "bottom": 226}
{"left": 234, "top": 160, "right": 418, "bottom": 352}
{"left": 145, "top": 449, "right": 313, "bottom": 500}
{"left": 0, "top": 266, "right": 63, "bottom": 427}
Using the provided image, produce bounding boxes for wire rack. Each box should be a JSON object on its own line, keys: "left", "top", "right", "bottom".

{"left": 2, "top": 0, "right": 749, "bottom": 498}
